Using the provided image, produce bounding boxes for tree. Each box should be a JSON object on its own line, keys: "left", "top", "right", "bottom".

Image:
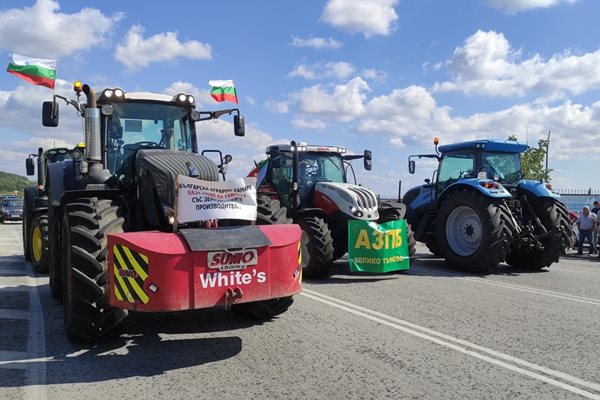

{"left": 508, "top": 135, "right": 551, "bottom": 181}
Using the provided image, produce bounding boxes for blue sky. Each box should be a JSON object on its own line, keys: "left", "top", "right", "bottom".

{"left": 1, "top": 0, "right": 599, "bottom": 197}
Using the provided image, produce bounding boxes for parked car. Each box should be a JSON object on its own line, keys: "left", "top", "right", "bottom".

{"left": 0, "top": 198, "right": 24, "bottom": 223}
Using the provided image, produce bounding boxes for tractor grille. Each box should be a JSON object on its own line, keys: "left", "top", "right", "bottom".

{"left": 136, "top": 150, "right": 219, "bottom": 207}
{"left": 348, "top": 186, "right": 378, "bottom": 210}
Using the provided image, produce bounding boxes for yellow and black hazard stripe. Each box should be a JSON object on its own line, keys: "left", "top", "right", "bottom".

{"left": 112, "top": 244, "right": 150, "bottom": 304}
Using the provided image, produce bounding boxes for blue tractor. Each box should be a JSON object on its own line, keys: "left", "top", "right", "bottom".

{"left": 404, "top": 138, "right": 571, "bottom": 273}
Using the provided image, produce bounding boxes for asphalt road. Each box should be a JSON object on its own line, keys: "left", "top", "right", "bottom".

{"left": 1, "top": 221, "right": 599, "bottom": 400}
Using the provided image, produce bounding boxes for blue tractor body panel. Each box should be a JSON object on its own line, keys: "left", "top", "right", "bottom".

{"left": 517, "top": 180, "right": 561, "bottom": 199}
{"left": 441, "top": 179, "right": 512, "bottom": 201}
{"left": 438, "top": 140, "right": 528, "bottom": 154}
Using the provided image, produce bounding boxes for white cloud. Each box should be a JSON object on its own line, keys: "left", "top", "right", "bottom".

{"left": 265, "top": 100, "right": 289, "bottom": 114}
{"left": 293, "top": 77, "right": 371, "bottom": 121}
{"left": 486, "top": 0, "right": 578, "bottom": 14}
{"left": 292, "top": 118, "right": 327, "bottom": 130}
{"left": 245, "top": 96, "right": 256, "bottom": 106}
{"left": 290, "top": 36, "right": 343, "bottom": 49}
{"left": 0, "top": 0, "right": 123, "bottom": 58}
{"left": 361, "top": 68, "right": 389, "bottom": 83}
{"left": 433, "top": 30, "right": 600, "bottom": 99}
{"left": 162, "top": 81, "right": 213, "bottom": 107}
{"left": 321, "top": 0, "right": 399, "bottom": 37}
{"left": 114, "top": 25, "right": 212, "bottom": 70}
{"left": 288, "top": 61, "right": 356, "bottom": 80}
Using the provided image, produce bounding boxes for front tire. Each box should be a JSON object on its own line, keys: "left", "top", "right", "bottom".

{"left": 506, "top": 198, "right": 568, "bottom": 270}
{"left": 232, "top": 196, "right": 294, "bottom": 319}
{"left": 436, "top": 190, "right": 515, "bottom": 273}
{"left": 30, "top": 214, "right": 49, "bottom": 273}
{"left": 62, "top": 197, "right": 128, "bottom": 342}
{"left": 297, "top": 216, "right": 334, "bottom": 279}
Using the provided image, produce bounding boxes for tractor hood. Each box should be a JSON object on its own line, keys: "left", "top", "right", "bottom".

{"left": 314, "top": 182, "right": 379, "bottom": 220}
{"left": 136, "top": 150, "right": 219, "bottom": 225}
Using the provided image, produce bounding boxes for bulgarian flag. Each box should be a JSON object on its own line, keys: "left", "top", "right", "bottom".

{"left": 7, "top": 53, "right": 57, "bottom": 89}
{"left": 209, "top": 80, "right": 238, "bottom": 104}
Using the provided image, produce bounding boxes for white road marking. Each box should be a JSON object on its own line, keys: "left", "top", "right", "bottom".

{"left": 301, "top": 288, "right": 600, "bottom": 399}
{"left": 410, "top": 266, "right": 600, "bottom": 306}
{"left": 23, "top": 257, "right": 47, "bottom": 400}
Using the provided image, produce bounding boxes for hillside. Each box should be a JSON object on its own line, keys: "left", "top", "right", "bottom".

{"left": 0, "top": 171, "right": 33, "bottom": 195}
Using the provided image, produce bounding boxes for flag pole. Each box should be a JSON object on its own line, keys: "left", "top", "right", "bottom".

{"left": 53, "top": 58, "right": 58, "bottom": 97}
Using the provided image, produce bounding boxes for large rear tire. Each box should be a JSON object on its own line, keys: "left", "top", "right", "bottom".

{"left": 62, "top": 197, "right": 128, "bottom": 342}
{"left": 297, "top": 216, "right": 334, "bottom": 279}
{"left": 506, "top": 198, "right": 567, "bottom": 270}
{"left": 232, "top": 196, "right": 295, "bottom": 319}
{"left": 436, "top": 190, "right": 515, "bottom": 273}
{"left": 30, "top": 214, "right": 49, "bottom": 273}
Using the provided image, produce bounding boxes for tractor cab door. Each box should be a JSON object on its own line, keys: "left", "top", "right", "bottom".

{"left": 267, "top": 154, "right": 294, "bottom": 208}
{"left": 435, "top": 150, "right": 476, "bottom": 198}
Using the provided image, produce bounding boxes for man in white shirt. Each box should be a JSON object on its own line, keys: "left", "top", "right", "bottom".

{"left": 577, "top": 206, "right": 596, "bottom": 255}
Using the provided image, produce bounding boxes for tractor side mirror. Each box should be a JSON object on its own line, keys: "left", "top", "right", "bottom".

{"left": 364, "top": 150, "right": 372, "bottom": 171}
{"left": 408, "top": 160, "right": 416, "bottom": 174}
{"left": 234, "top": 115, "right": 245, "bottom": 137}
{"left": 271, "top": 156, "right": 285, "bottom": 168}
{"left": 25, "top": 158, "right": 35, "bottom": 176}
{"left": 42, "top": 101, "right": 59, "bottom": 127}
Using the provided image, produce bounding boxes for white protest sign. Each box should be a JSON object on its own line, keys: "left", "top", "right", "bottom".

{"left": 176, "top": 175, "right": 257, "bottom": 222}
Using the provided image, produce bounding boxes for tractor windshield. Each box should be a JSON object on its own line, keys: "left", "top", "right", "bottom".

{"left": 482, "top": 152, "right": 522, "bottom": 184}
{"left": 299, "top": 152, "right": 346, "bottom": 184}
{"left": 105, "top": 102, "right": 193, "bottom": 174}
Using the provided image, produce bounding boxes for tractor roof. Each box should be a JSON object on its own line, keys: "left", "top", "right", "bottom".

{"left": 438, "top": 140, "right": 528, "bottom": 154}
{"left": 267, "top": 143, "right": 347, "bottom": 154}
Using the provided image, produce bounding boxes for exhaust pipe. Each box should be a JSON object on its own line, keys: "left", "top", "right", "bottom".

{"left": 82, "top": 84, "right": 101, "bottom": 162}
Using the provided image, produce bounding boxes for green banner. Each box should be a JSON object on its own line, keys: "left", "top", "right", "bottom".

{"left": 347, "top": 219, "right": 410, "bottom": 273}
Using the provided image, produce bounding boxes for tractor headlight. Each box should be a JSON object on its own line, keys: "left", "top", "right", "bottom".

{"left": 188, "top": 95, "right": 195, "bottom": 104}
{"left": 178, "top": 94, "right": 187, "bottom": 102}
{"left": 114, "top": 88, "right": 124, "bottom": 98}
{"left": 163, "top": 206, "right": 176, "bottom": 225}
{"left": 104, "top": 89, "right": 113, "bottom": 98}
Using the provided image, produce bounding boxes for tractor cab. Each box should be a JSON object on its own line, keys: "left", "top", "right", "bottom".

{"left": 264, "top": 144, "right": 348, "bottom": 208}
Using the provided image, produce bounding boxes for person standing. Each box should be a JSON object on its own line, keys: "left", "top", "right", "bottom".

{"left": 577, "top": 206, "right": 596, "bottom": 255}
{"left": 592, "top": 201, "right": 600, "bottom": 248}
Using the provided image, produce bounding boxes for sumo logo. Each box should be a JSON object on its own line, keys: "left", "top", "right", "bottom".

{"left": 208, "top": 249, "right": 258, "bottom": 271}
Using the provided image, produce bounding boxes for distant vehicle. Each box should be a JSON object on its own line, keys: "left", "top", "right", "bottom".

{"left": 0, "top": 197, "right": 24, "bottom": 223}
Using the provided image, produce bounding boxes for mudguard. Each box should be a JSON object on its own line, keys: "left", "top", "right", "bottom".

{"left": 107, "top": 224, "right": 302, "bottom": 312}
{"left": 517, "top": 180, "right": 561, "bottom": 199}
{"left": 439, "top": 179, "right": 512, "bottom": 203}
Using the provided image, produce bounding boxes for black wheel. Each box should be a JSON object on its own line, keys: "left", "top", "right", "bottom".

{"left": 297, "top": 215, "right": 334, "bottom": 279}
{"left": 48, "top": 205, "right": 63, "bottom": 300}
{"left": 62, "top": 197, "right": 128, "bottom": 342}
{"left": 425, "top": 241, "right": 442, "bottom": 257}
{"left": 506, "top": 198, "right": 568, "bottom": 270}
{"left": 29, "top": 214, "right": 49, "bottom": 273}
{"left": 232, "top": 195, "right": 294, "bottom": 320}
{"left": 23, "top": 187, "right": 37, "bottom": 261}
{"left": 332, "top": 240, "right": 347, "bottom": 261}
{"left": 436, "top": 190, "right": 515, "bottom": 273}
{"left": 377, "top": 205, "right": 417, "bottom": 266}
{"left": 0, "top": 215, "right": 4, "bottom": 224}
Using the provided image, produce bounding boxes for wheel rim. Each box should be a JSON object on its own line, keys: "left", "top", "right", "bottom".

{"left": 445, "top": 205, "right": 482, "bottom": 256}
{"left": 32, "top": 226, "right": 43, "bottom": 262}
{"left": 300, "top": 230, "right": 311, "bottom": 269}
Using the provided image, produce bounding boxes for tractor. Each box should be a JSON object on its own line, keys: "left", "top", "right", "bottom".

{"left": 249, "top": 141, "right": 416, "bottom": 279}
{"left": 404, "top": 138, "right": 571, "bottom": 272}
{"left": 41, "top": 82, "right": 302, "bottom": 342}
{"left": 23, "top": 146, "right": 75, "bottom": 272}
